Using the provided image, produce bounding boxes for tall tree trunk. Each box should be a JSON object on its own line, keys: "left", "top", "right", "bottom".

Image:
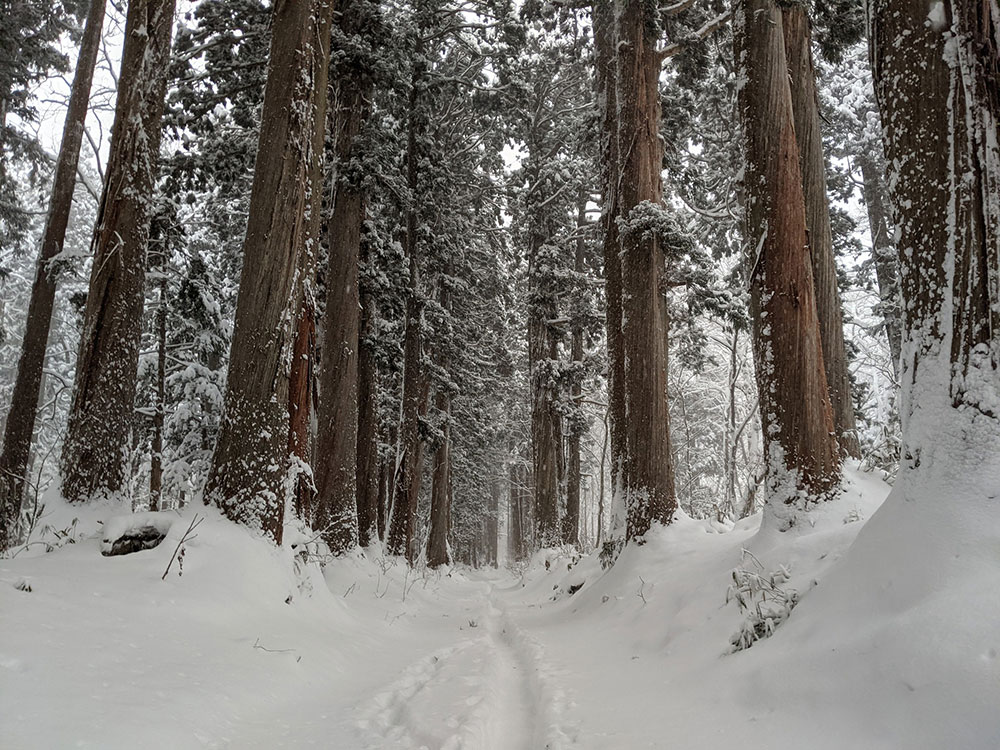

{"left": 385, "top": 41, "right": 427, "bottom": 563}
{"left": 615, "top": 0, "right": 677, "bottom": 540}
{"left": 426, "top": 388, "right": 450, "bottom": 567}
{"left": 563, "top": 194, "right": 586, "bottom": 547}
{"left": 528, "top": 225, "right": 562, "bottom": 548}
{"left": 593, "top": 0, "right": 625, "bottom": 517}
{"left": 782, "top": 6, "right": 859, "bottom": 458}
{"left": 857, "top": 153, "right": 902, "bottom": 378}
{"left": 377, "top": 444, "right": 390, "bottom": 540}
{"left": 737, "top": 0, "right": 840, "bottom": 529}
{"left": 426, "top": 278, "right": 452, "bottom": 568}
{"left": 60, "top": 0, "right": 175, "bottom": 505}
{"left": 0, "top": 0, "right": 107, "bottom": 543}
{"left": 356, "top": 261, "right": 380, "bottom": 546}
{"left": 149, "top": 268, "right": 167, "bottom": 512}
{"left": 487, "top": 476, "right": 499, "bottom": 566}
{"left": 508, "top": 450, "right": 522, "bottom": 560}
{"left": 314, "top": 11, "right": 372, "bottom": 552}
{"left": 204, "top": 0, "right": 335, "bottom": 544}
{"left": 870, "top": 0, "right": 999, "bottom": 478}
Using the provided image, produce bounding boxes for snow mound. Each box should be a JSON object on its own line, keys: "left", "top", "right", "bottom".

{"left": 100, "top": 511, "right": 176, "bottom": 556}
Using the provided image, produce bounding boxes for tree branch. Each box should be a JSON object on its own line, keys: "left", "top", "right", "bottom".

{"left": 658, "top": 10, "right": 733, "bottom": 63}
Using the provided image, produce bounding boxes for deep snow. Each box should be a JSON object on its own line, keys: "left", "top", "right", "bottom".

{"left": 2, "top": 465, "right": 998, "bottom": 749}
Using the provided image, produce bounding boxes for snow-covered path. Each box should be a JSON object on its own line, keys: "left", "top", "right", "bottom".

{"left": 6, "top": 470, "right": 1000, "bottom": 750}
{"left": 211, "top": 575, "right": 577, "bottom": 750}
{"left": 354, "top": 590, "right": 564, "bottom": 749}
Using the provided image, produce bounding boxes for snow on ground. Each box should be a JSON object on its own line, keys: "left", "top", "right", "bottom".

{"left": 2, "top": 465, "right": 998, "bottom": 749}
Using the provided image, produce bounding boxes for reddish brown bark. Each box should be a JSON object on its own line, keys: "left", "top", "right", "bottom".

{"left": 782, "top": 5, "right": 859, "bottom": 458}
{"left": 204, "top": 0, "right": 335, "bottom": 544}
{"left": 616, "top": 0, "right": 677, "bottom": 539}
{"left": 738, "top": 0, "right": 840, "bottom": 522}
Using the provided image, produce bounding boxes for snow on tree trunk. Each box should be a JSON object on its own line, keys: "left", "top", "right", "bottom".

{"left": 593, "top": 0, "right": 625, "bottom": 541}
{"left": 287, "top": 292, "right": 316, "bottom": 523}
{"left": 149, "top": 266, "right": 167, "bottom": 512}
{"left": 563, "top": 195, "right": 587, "bottom": 548}
{"left": 386, "top": 36, "right": 428, "bottom": 564}
{"left": 870, "top": 0, "right": 999, "bottom": 491}
{"left": 615, "top": 0, "right": 677, "bottom": 540}
{"left": 60, "top": 0, "right": 175, "bottom": 505}
{"left": 782, "top": 5, "right": 860, "bottom": 458}
{"left": 528, "top": 224, "right": 563, "bottom": 549}
{"left": 737, "top": 0, "right": 841, "bottom": 529}
{"left": 204, "top": 0, "right": 335, "bottom": 545}
{"left": 314, "top": 16, "right": 373, "bottom": 552}
{"left": 0, "top": 0, "right": 107, "bottom": 545}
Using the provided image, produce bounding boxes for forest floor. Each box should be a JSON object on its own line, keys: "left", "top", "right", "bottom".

{"left": 2, "top": 465, "right": 999, "bottom": 749}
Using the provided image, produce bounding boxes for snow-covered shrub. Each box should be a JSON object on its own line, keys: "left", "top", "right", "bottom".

{"left": 727, "top": 549, "right": 799, "bottom": 652}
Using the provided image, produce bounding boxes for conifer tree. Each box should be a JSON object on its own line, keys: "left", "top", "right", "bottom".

{"left": 60, "top": 0, "right": 177, "bottom": 504}
{"left": 204, "top": 0, "right": 335, "bottom": 543}
{"left": 736, "top": 0, "right": 840, "bottom": 527}
{"left": 0, "top": 0, "right": 106, "bottom": 546}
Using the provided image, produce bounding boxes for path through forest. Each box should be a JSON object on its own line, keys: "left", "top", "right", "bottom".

{"left": 354, "top": 587, "right": 565, "bottom": 749}
{"left": 12, "top": 473, "right": 995, "bottom": 750}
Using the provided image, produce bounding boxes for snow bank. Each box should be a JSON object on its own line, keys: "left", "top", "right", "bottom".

{"left": 500, "top": 464, "right": 999, "bottom": 749}
{"left": 4, "top": 464, "right": 997, "bottom": 749}
{"left": 100, "top": 511, "right": 176, "bottom": 555}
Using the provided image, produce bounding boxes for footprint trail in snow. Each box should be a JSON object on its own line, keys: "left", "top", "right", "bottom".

{"left": 356, "top": 590, "right": 576, "bottom": 750}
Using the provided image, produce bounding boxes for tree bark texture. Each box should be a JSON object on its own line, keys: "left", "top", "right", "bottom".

{"left": 0, "top": 0, "right": 107, "bottom": 544}
{"left": 204, "top": 0, "right": 335, "bottom": 545}
{"left": 314, "top": 11, "right": 372, "bottom": 553}
{"left": 782, "top": 5, "right": 860, "bottom": 458}
{"left": 426, "top": 277, "right": 452, "bottom": 568}
{"left": 615, "top": 0, "right": 677, "bottom": 539}
{"left": 60, "top": 0, "right": 175, "bottom": 504}
{"left": 870, "top": 0, "right": 999, "bottom": 475}
{"left": 426, "top": 386, "right": 451, "bottom": 567}
{"left": 563, "top": 195, "right": 586, "bottom": 547}
{"left": 356, "top": 255, "right": 380, "bottom": 546}
{"left": 528, "top": 226, "right": 563, "bottom": 549}
{"left": 386, "top": 40, "right": 428, "bottom": 563}
{"left": 593, "top": 0, "right": 625, "bottom": 511}
{"left": 738, "top": 0, "right": 840, "bottom": 527}
{"left": 287, "top": 292, "right": 316, "bottom": 522}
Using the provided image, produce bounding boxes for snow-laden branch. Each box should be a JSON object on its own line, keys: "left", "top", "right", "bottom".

{"left": 658, "top": 10, "right": 733, "bottom": 63}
